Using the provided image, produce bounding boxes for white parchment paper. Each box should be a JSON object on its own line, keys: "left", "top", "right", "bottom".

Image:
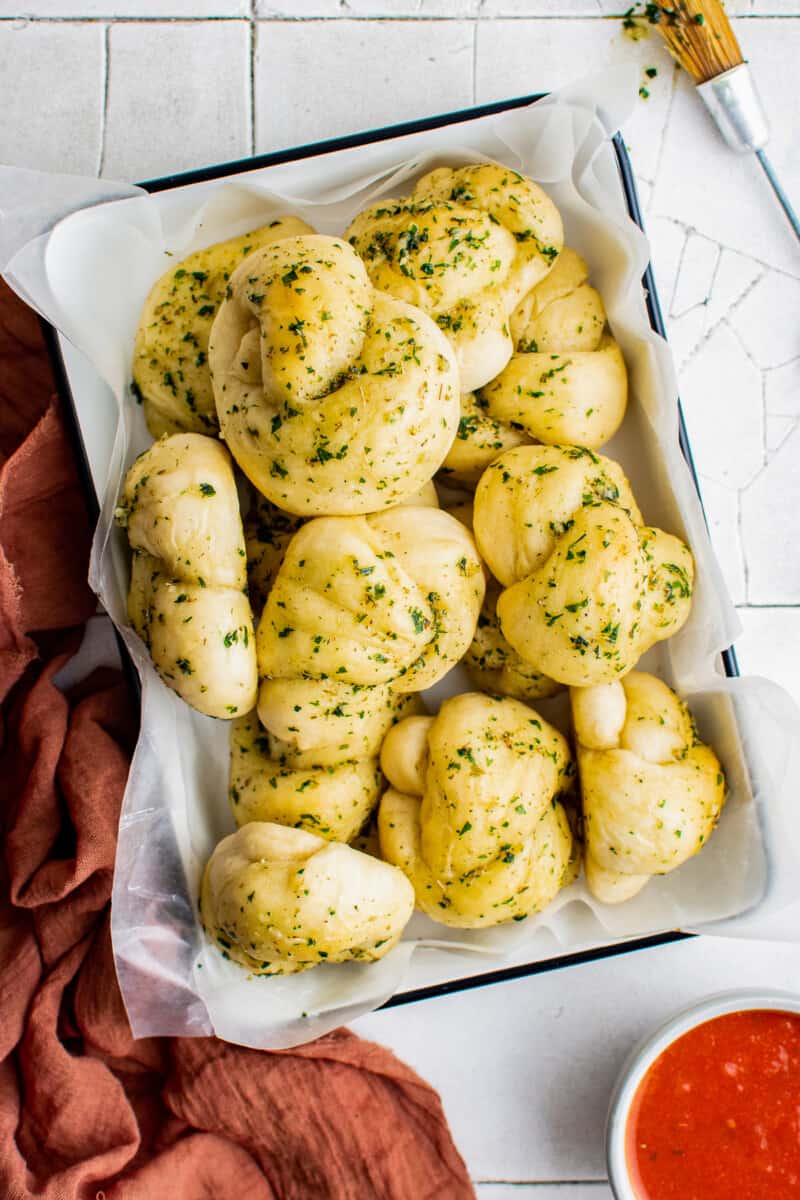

{"left": 3, "top": 68, "right": 800, "bottom": 1049}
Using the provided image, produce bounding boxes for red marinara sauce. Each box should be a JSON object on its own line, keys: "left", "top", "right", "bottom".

{"left": 626, "top": 1009, "right": 800, "bottom": 1199}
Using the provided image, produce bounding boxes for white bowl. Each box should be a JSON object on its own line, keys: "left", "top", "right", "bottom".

{"left": 606, "top": 988, "right": 800, "bottom": 1200}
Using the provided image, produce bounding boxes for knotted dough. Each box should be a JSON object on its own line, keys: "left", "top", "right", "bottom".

{"left": 346, "top": 163, "right": 563, "bottom": 392}
{"left": 256, "top": 505, "right": 485, "bottom": 708}
{"left": 378, "top": 692, "right": 575, "bottom": 927}
{"left": 571, "top": 671, "right": 725, "bottom": 903}
{"left": 445, "top": 500, "right": 560, "bottom": 702}
{"left": 134, "top": 216, "right": 314, "bottom": 438}
{"left": 473, "top": 445, "right": 694, "bottom": 687}
{"left": 442, "top": 247, "right": 626, "bottom": 485}
{"left": 209, "top": 234, "right": 459, "bottom": 515}
{"left": 117, "top": 433, "right": 257, "bottom": 719}
{"left": 228, "top": 692, "right": 420, "bottom": 844}
{"left": 200, "top": 822, "right": 414, "bottom": 974}
{"left": 237, "top": 489, "right": 443, "bottom": 840}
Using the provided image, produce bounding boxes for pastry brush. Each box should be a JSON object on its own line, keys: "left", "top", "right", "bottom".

{"left": 642, "top": 0, "right": 800, "bottom": 243}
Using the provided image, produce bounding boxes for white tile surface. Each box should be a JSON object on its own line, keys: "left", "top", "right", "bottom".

{"left": 665, "top": 304, "right": 708, "bottom": 370}
{"left": 765, "top": 412, "right": 795, "bottom": 453}
{"left": 352, "top": 936, "right": 800, "bottom": 1181}
{"left": 752, "top": 0, "right": 800, "bottom": 11}
{"left": 735, "top": 606, "right": 800, "bottom": 692}
{"left": 741, "top": 421, "right": 800, "bottom": 603}
{"left": 679, "top": 321, "right": 764, "bottom": 489}
{"left": 645, "top": 215, "right": 685, "bottom": 316}
{"left": 702, "top": 246, "right": 763, "bottom": 329}
{"left": 343, "top": 0, "right": 482, "bottom": 13}
{"left": 254, "top": 18, "right": 474, "bottom": 152}
{"left": 655, "top": 240, "right": 767, "bottom": 373}
{"left": 0, "top": 21, "right": 104, "bottom": 175}
{"left": 256, "top": 0, "right": 481, "bottom": 12}
{"left": 696, "top": 474, "right": 746, "bottom": 605}
{"left": 670, "top": 231, "right": 719, "bottom": 318}
{"left": 651, "top": 20, "right": 800, "bottom": 276}
{"left": 481, "top": 0, "right": 601, "bottom": 14}
{"left": 765, "top": 357, "right": 800, "bottom": 417}
{"left": 4, "top": 0, "right": 246, "bottom": 13}
{"left": 102, "top": 20, "right": 251, "bottom": 180}
{"left": 729, "top": 270, "right": 800, "bottom": 368}
{"left": 255, "top": 0, "right": 341, "bottom": 13}
{"left": 634, "top": 175, "right": 652, "bottom": 211}
{"left": 476, "top": 1188, "right": 611, "bottom": 1198}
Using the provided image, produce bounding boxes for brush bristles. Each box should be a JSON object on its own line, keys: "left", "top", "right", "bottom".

{"left": 647, "top": 0, "right": 744, "bottom": 84}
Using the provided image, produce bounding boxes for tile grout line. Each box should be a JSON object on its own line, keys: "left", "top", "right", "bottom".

{"left": 732, "top": 486, "right": 747, "bottom": 602}
{"left": 761, "top": 367, "right": 769, "bottom": 470}
{"left": 723, "top": 301, "right": 767, "bottom": 371}
{"left": 473, "top": 1179, "right": 610, "bottom": 1187}
{"left": 647, "top": 59, "right": 679, "bottom": 209}
{"left": 699, "top": 233, "right": 725, "bottom": 322}
{"left": 664, "top": 221, "right": 689, "bottom": 321}
{"left": 669, "top": 274, "right": 764, "bottom": 375}
{"left": 738, "top": 458, "right": 752, "bottom": 603}
{"left": 736, "top": 602, "right": 800, "bottom": 608}
{"left": 722, "top": 265, "right": 768, "bottom": 318}
{"left": 0, "top": 13, "right": 248, "bottom": 21}
{"left": 96, "top": 20, "right": 111, "bottom": 179}
{"left": 644, "top": 212, "right": 800, "bottom": 282}
{"left": 249, "top": 3, "right": 256, "bottom": 158}
{"left": 3, "top": 12, "right": 800, "bottom": 22}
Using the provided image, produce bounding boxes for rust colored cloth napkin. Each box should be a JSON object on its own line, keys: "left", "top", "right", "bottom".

{"left": 0, "top": 278, "right": 474, "bottom": 1200}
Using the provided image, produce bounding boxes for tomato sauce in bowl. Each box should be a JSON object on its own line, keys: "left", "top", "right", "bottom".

{"left": 607, "top": 993, "right": 800, "bottom": 1200}
{"left": 626, "top": 1009, "right": 800, "bottom": 1199}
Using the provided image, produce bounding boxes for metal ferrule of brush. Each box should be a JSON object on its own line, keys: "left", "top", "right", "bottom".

{"left": 697, "top": 63, "right": 770, "bottom": 153}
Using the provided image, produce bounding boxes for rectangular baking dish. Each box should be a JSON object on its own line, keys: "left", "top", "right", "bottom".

{"left": 40, "top": 93, "right": 776, "bottom": 1033}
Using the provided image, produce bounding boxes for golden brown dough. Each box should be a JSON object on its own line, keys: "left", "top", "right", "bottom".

{"left": 378, "top": 692, "right": 576, "bottom": 927}
{"left": 228, "top": 689, "right": 421, "bottom": 843}
{"left": 116, "top": 433, "right": 257, "bottom": 719}
{"left": 441, "top": 247, "right": 626, "bottom": 483}
{"left": 439, "top": 391, "right": 532, "bottom": 489}
{"left": 510, "top": 246, "right": 606, "bottom": 352}
{"left": 133, "top": 216, "right": 314, "bottom": 437}
{"left": 571, "top": 671, "right": 726, "bottom": 903}
{"left": 444, "top": 501, "right": 560, "bottom": 702}
{"left": 484, "top": 247, "right": 626, "bottom": 449}
{"left": 244, "top": 495, "right": 303, "bottom": 617}
{"left": 465, "top": 580, "right": 562, "bottom": 702}
{"left": 208, "top": 234, "right": 459, "bottom": 515}
{"left": 347, "top": 163, "right": 563, "bottom": 392}
{"left": 200, "top": 822, "right": 415, "bottom": 974}
{"left": 240, "top": 488, "right": 446, "bottom": 839}
{"left": 479, "top": 334, "right": 627, "bottom": 450}
{"left": 256, "top": 505, "right": 485, "bottom": 702}
{"left": 473, "top": 445, "right": 694, "bottom": 687}
{"left": 244, "top": 480, "right": 439, "bottom": 620}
